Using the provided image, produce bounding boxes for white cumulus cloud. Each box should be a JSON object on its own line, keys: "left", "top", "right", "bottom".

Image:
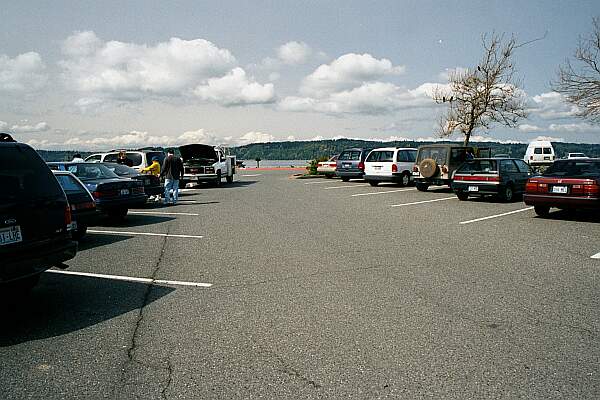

{"left": 236, "top": 131, "right": 276, "bottom": 145}
{"left": 60, "top": 31, "right": 274, "bottom": 108}
{"left": 277, "top": 41, "right": 313, "bottom": 65}
{"left": 529, "top": 91, "right": 579, "bottom": 120}
{"left": 0, "top": 52, "right": 47, "bottom": 92}
{"left": 300, "top": 53, "right": 406, "bottom": 97}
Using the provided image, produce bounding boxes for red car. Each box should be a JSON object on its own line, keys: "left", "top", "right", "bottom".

{"left": 524, "top": 159, "right": 600, "bottom": 217}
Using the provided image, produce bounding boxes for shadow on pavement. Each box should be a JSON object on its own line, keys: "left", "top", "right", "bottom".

{"left": 98, "top": 214, "right": 175, "bottom": 228}
{"left": 77, "top": 233, "right": 131, "bottom": 251}
{"left": 537, "top": 209, "right": 600, "bottom": 223}
{"left": 0, "top": 273, "right": 174, "bottom": 347}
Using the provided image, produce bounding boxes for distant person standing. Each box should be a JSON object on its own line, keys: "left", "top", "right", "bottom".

{"left": 160, "top": 150, "right": 184, "bottom": 205}
{"left": 117, "top": 151, "right": 134, "bottom": 167}
{"left": 71, "top": 153, "right": 84, "bottom": 162}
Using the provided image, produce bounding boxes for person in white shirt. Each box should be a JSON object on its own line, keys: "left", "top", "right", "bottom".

{"left": 71, "top": 153, "right": 85, "bottom": 162}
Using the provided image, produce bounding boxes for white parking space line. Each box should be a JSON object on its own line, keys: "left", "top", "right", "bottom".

{"left": 591, "top": 252, "right": 600, "bottom": 259}
{"left": 240, "top": 174, "right": 262, "bottom": 177}
{"left": 459, "top": 207, "right": 534, "bottom": 225}
{"left": 46, "top": 270, "right": 212, "bottom": 287}
{"left": 352, "top": 188, "right": 415, "bottom": 197}
{"left": 390, "top": 197, "right": 456, "bottom": 207}
{"left": 88, "top": 230, "right": 204, "bottom": 239}
{"left": 304, "top": 181, "right": 333, "bottom": 185}
{"left": 324, "top": 184, "right": 370, "bottom": 190}
{"left": 178, "top": 188, "right": 199, "bottom": 193}
{"left": 128, "top": 211, "right": 200, "bottom": 216}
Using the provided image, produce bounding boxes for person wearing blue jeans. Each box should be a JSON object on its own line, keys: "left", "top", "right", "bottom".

{"left": 160, "top": 149, "right": 184, "bottom": 205}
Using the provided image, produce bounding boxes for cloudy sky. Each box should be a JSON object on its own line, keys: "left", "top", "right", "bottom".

{"left": 1, "top": 0, "right": 599, "bottom": 150}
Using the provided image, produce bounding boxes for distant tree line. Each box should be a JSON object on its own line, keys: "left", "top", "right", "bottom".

{"left": 36, "top": 139, "right": 600, "bottom": 162}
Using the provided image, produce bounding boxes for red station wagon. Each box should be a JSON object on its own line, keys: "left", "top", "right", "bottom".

{"left": 524, "top": 158, "right": 600, "bottom": 217}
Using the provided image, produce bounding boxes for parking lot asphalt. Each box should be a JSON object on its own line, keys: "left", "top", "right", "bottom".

{"left": 2, "top": 170, "right": 600, "bottom": 399}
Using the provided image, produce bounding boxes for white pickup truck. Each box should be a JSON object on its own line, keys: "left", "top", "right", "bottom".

{"left": 179, "top": 144, "right": 236, "bottom": 187}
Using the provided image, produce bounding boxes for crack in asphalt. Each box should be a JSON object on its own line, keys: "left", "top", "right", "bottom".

{"left": 112, "top": 226, "right": 174, "bottom": 399}
{"left": 251, "top": 338, "right": 322, "bottom": 390}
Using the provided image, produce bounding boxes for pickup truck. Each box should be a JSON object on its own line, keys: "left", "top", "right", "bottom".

{"left": 179, "top": 144, "right": 236, "bottom": 187}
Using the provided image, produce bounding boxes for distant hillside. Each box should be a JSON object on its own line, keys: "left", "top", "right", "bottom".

{"left": 231, "top": 139, "right": 600, "bottom": 160}
{"left": 36, "top": 139, "right": 600, "bottom": 161}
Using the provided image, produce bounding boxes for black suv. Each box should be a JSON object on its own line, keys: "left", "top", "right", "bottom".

{"left": 0, "top": 134, "right": 77, "bottom": 292}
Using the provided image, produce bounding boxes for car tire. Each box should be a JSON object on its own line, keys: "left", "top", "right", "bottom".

{"left": 534, "top": 205, "right": 550, "bottom": 217}
{"left": 72, "top": 224, "right": 88, "bottom": 241}
{"left": 341, "top": 177, "right": 350, "bottom": 182}
{"left": 398, "top": 172, "right": 410, "bottom": 187}
{"left": 456, "top": 192, "right": 469, "bottom": 201}
{"left": 416, "top": 183, "right": 429, "bottom": 192}
{"left": 226, "top": 174, "right": 233, "bottom": 184}
{"left": 367, "top": 180, "right": 379, "bottom": 187}
{"left": 500, "top": 185, "right": 514, "bottom": 202}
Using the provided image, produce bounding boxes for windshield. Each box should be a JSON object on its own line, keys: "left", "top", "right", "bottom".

{"left": 104, "top": 163, "right": 137, "bottom": 176}
{"left": 66, "top": 163, "right": 120, "bottom": 180}
{"left": 457, "top": 160, "right": 497, "bottom": 174}
{"left": 54, "top": 174, "right": 87, "bottom": 194}
{"left": 543, "top": 160, "right": 600, "bottom": 178}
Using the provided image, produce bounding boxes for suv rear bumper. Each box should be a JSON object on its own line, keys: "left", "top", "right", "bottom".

{"left": 414, "top": 177, "right": 451, "bottom": 186}
{"left": 365, "top": 174, "right": 410, "bottom": 183}
{"left": 336, "top": 170, "right": 364, "bottom": 178}
{"left": 1, "top": 237, "right": 77, "bottom": 283}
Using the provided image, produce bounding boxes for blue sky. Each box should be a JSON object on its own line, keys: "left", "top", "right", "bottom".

{"left": 1, "top": 0, "right": 599, "bottom": 149}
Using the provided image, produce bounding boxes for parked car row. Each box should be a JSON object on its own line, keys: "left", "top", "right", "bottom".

{"left": 327, "top": 143, "right": 600, "bottom": 216}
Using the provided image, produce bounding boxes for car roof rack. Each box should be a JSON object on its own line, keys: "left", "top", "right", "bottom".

{"left": 0, "top": 133, "right": 16, "bottom": 142}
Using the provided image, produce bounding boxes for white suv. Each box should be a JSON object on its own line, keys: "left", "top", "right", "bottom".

{"left": 85, "top": 150, "right": 165, "bottom": 172}
{"left": 363, "top": 147, "right": 417, "bottom": 187}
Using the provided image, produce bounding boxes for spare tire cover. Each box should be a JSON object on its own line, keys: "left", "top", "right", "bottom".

{"left": 419, "top": 158, "right": 438, "bottom": 178}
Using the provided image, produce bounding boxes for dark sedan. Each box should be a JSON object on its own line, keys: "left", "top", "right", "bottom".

{"left": 104, "top": 162, "right": 162, "bottom": 196}
{"left": 52, "top": 171, "right": 97, "bottom": 240}
{"left": 48, "top": 162, "right": 147, "bottom": 220}
{"left": 524, "top": 158, "right": 600, "bottom": 217}
{"left": 452, "top": 158, "right": 532, "bottom": 202}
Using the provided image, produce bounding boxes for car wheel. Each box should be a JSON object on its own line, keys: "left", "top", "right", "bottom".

{"left": 398, "top": 172, "right": 410, "bottom": 187}
{"left": 500, "top": 185, "right": 514, "bottom": 202}
{"left": 416, "top": 183, "right": 429, "bottom": 192}
{"left": 534, "top": 205, "right": 550, "bottom": 217}
{"left": 72, "top": 224, "right": 88, "bottom": 241}
{"left": 226, "top": 174, "right": 233, "bottom": 184}
{"left": 456, "top": 192, "right": 469, "bottom": 201}
{"left": 368, "top": 180, "right": 379, "bottom": 187}
{"left": 341, "top": 177, "right": 350, "bottom": 182}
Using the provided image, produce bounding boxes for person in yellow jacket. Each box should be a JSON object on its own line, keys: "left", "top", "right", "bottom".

{"left": 141, "top": 156, "right": 161, "bottom": 201}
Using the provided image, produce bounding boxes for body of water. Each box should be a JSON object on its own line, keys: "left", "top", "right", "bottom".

{"left": 239, "top": 159, "right": 309, "bottom": 168}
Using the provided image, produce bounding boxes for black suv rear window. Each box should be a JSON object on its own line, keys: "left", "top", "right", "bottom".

{"left": 543, "top": 160, "right": 600, "bottom": 178}
{"left": 0, "top": 145, "right": 63, "bottom": 201}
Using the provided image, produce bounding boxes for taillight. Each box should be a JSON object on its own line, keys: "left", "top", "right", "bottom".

{"left": 392, "top": 164, "right": 398, "bottom": 173}
{"left": 525, "top": 181, "right": 538, "bottom": 193}
{"left": 358, "top": 162, "right": 364, "bottom": 171}
{"left": 486, "top": 176, "right": 500, "bottom": 182}
{"left": 64, "top": 205, "right": 72, "bottom": 226}
{"left": 572, "top": 183, "right": 600, "bottom": 195}
{"left": 93, "top": 190, "right": 118, "bottom": 198}
{"left": 454, "top": 175, "right": 464, "bottom": 181}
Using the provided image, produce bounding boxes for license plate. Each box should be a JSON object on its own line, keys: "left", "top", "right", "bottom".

{"left": 552, "top": 185, "right": 568, "bottom": 194}
{"left": 374, "top": 166, "right": 381, "bottom": 170}
{"left": 343, "top": 163, "right": 351, "bottom": 168}
{"left": 468, "top": 186, "right": 479, "bottom": 192}
{"left": 120, "top": 189, "right": 130, "bottom": 195}
{"left": 0, "top": 225, "right": 22, "bottom": 246}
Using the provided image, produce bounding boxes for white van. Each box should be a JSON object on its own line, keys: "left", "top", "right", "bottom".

{"left": 85, "top": 150, "right": 165, "bottom": 172}
{"left": 524, "top": 141, "right": 555, "bottom": 166}
{"left": 363, "top": 147, "right": 417, "bottom": 186}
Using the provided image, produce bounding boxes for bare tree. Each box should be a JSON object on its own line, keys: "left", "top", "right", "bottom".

{"left": 433, "top": 33, "right": 527, "bottom": 146}
{"left": 553, "top": 17, "right": 600, "bottom": 123}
